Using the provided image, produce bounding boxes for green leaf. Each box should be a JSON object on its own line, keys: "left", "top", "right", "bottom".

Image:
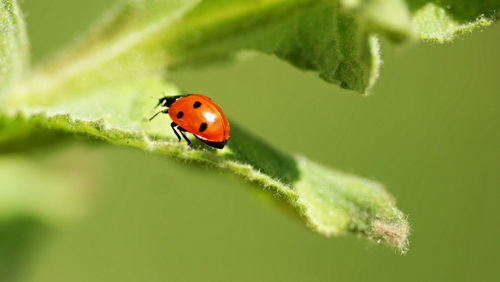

{"left": 0, "top": 108, "right": 410, "bottom": 251}
{"left": 0, "top": 0, "right": 410, "bottom": 248}
{"left": 0, "top": 216, "right": 48, "bottom": 281}
{"left": 0, "top": 44, "right": 411, "bottom": 252}
{"left": 0, "top": 0, "right": 414, "bottom": 247}
{"left": 410, "top": 1, "right": 500, "bottom": 42}
{"left": 167, "top": 0, "right": 407, "bottom": 94}
{"left": 7, "top": 0, "right": 413, "bottom": 99}
{"left": 7, "top": 0, "right": 496, "bottom": 253}
{"left": 0, "top": 0, "right": 498, "bottom": 259}
{"left": 0, "top": 0, "right": 28, "bottom": 96}
{"left": 2, "top": 0, "right": 499, "bottom": 253}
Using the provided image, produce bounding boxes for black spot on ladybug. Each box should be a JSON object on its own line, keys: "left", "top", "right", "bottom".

{"left": 176, "top": 111, "right": 183, "bottom": 118}
{"left": 199, "top": 122, "right": 207, "bottom": 132}
{"left": 193, "top": 101, "right": 202, "bottom": 108}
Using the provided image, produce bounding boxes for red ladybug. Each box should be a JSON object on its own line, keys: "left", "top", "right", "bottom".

{"left": 149, "top": 94, "right": 230, "bottom": 149}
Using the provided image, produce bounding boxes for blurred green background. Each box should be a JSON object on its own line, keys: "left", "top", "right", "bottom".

{"left": 3, "top": 0, "right": 499, "bottom": 281}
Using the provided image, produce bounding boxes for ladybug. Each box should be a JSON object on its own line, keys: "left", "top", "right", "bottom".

{"left": 149, "top": 94, "right": 230, "bottom": 149}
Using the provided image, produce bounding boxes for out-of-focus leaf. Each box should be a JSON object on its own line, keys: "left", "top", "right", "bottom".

{"left": 0, "top": 216, "right": 47, "bottom": 282}
{"left": 0, "top": 0, "right": 28, "bottom": 97}
{"left": 0, "top": 147, "right": 104, "bottom": 281}
{"left": 10, "top": 0, "right": 412, "bottom": 100}
{"left": 3, "top": 0, "right": 499, "bottom": 253}
{"left": 0, "top": 151, "right": 103, "bottom": 224}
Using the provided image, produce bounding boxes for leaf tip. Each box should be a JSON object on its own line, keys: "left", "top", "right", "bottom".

{"left": 371, "top": 219, "right": 410, "bottom": 254}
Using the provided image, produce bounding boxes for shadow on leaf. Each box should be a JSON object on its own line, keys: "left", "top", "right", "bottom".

{"left": 225, "top": 122, "right": 299, "bottom": 187}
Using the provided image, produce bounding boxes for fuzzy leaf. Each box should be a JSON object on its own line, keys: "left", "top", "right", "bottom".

{"left": 9, "top": 0, "right": 413, "bottom": 99}
{"left": 0, "top": 0, "right": 28, "bottom": 96}
{"left": 0, "top": 103, "right": 409, "bottom": 251}
{"left": 410, "top": 1, "right": 500, "bottom": 42}
{"left": 1, "top": 15, "right": 411, "bottom": 246}
{"left": 2, "top": 0, "right": 499, "bottom": 252}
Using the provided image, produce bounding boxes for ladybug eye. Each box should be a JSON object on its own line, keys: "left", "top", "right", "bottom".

{"left": 176, "top": 111, "right": 184, "bottom": 118}
{"left": 193, "top": 101, "right": 202, "bottom": 108}
{"left": 199, "top": 123, "right": 207, "bottom": 132}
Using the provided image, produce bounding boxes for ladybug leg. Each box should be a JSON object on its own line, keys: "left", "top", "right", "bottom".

{"left": 177, "top": 127, "right": 192, "bottom": 145}
{"left": 149, "top": 109, "right": 168, "bottom": 121}
{"left": 170, "top": 122, "right": 181, "bottom": 142}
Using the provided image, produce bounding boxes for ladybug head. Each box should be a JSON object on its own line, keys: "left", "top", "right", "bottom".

{"left": 156, "top": 96, "right": 182, "bottom": 108}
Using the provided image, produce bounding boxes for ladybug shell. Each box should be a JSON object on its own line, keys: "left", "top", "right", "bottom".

{"left": 169, "top": 94, "right": 230, "bottom": 148}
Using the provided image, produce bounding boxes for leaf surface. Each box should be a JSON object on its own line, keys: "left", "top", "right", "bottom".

{"left": 410, "top": 1, "right": 500, "bottom": 42}
{"left": 2, "top": 0, "right": 500, "bottom": 252}
{"left": 0, "top": 0, "right": 28, "bottom": 96}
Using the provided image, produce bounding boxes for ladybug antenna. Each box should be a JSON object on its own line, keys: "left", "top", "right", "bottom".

{"left": 149, "top": 110, "right": 165, "bottom": 121}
